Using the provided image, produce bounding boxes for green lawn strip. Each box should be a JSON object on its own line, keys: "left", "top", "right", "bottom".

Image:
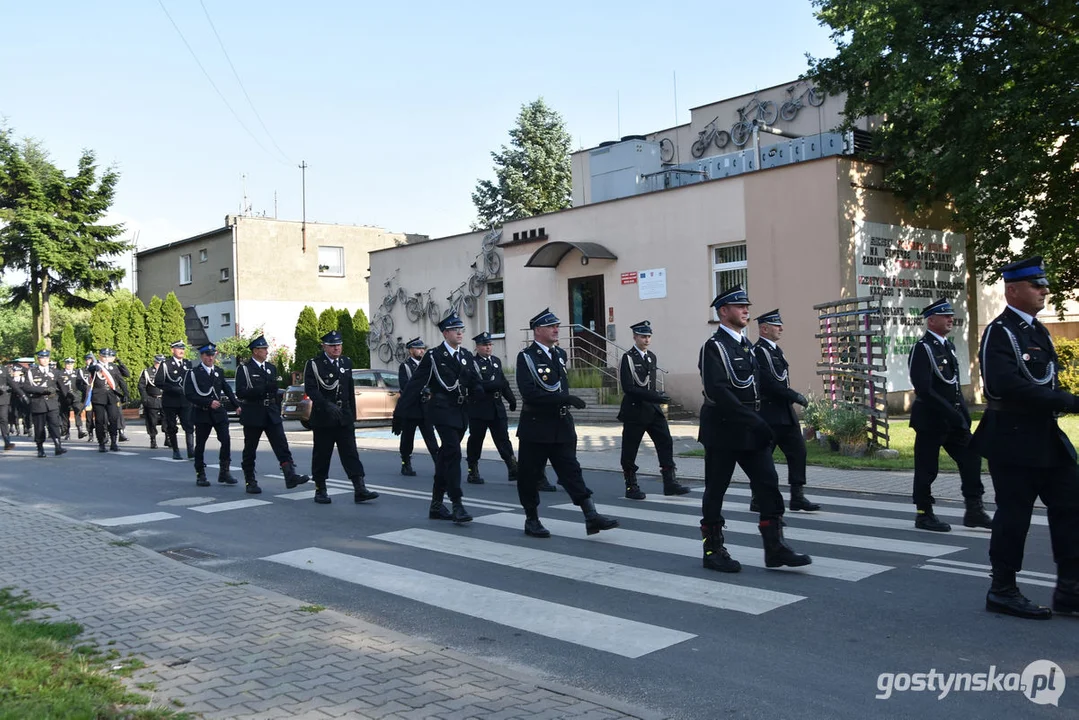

{"left": 678, "top": 416, "right": 1079, "bottom": 472}
{"left": 0, "top": 587, "right": 190, "bottom": 720}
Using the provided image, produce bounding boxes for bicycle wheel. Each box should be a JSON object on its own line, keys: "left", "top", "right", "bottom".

{"left": 484, "top": 250, "right": 501, "bottom": 277}
{"left": 730, "top": 121, "right": 752, "bottom": 147}
{"left": 780, "top": 101, "right": 799, "bottom": 122}
{"left": 468, "top": 273, "right": 485, "bottom": 298}
{"left": 394, "top": 344, "right": 407, "bottom": 363}
{"left": 463, "top": 295, "right": 476, "bottom": 318}
{"left": 405, "top": 299, "right": 422, "bottom": 323}
{"left": 481, "top": 228, "right": 502, "bottom": 252}
{"left": 427, "top": 303, "right": 441, "bottom": 326}
{"left": 807, "top": 87, "right": 824, "bottom": 107}
{"left": 659, "top": 138, "right": 675, "bottom": 163}
{"left": 691, "top": 138, "right": 706, "bottom": 158}
{"left": 397, "top": 287, "right": 408, "bottom": 303}
{"left": 377, "top": 342, "right": 393, "bottom": 364}
{"left": 713, "top": 130, "right": 730, "bottom": 149}
{"left": 380, "top": 314, "right": 394, "bottom": 337}
{"left": 759, "top": 101, "right": 779, "bottom": 126}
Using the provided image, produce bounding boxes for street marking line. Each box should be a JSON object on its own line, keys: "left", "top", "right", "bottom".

{"left": 91, "top": 512, "right": 180, "bottom": 527}
{"left": 189, "top": 499, "right": 273, "bottom": 513}
{"left": 329, "top": 481, "right": 513, "bottom": 511}
{"left": 151, "top": 457, "right": 189, "bottom": 463}
{"left": 925, "top": 557, "right": 1057, "bottom": 581}
{"left": 274, "top": 488, "right": 352, "bottom": 500}
{"left": 552, "top": 504, "right": 962, "bottom": 557}
{"left": 365, "top": 483, "right": 520, "bottom": 509}
{"left": 471, "top": 513, "right": 892, "bottom": 582}
{"left": 261, "top": 547, "right": 695, "bottom": 658}
{"left": 372, "top": 529, "right": 805, "bottom": 615}
{"left": 917, "top": 564, "right": 1056, "bottom": 588}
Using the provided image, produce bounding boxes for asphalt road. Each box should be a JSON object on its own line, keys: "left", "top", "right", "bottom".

{"left": 1, "top": 422, "right": 1075, "bottom": 719}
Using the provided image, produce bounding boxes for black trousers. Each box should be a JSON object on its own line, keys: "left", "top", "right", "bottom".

{"left": 702, "top": 445, "right": 784, "bottom": 525}
{"left": 0, "top": 407, "right": 9, "bottom": 443}
{"left": 58, "top": 402, "right": 74, "bottom": 437}
{"left": 162, "top": 405, "right": 193, "bottom": 444}
{"left": 32, "top": 410, "right": 61, "bottom": 444}
{"left": 400, "top": 418, "right": 439, "bottom": 462}
{"left": 620, "top": 413, "right": 675, "bottom": 472}
{"left": 988, "top": 456, "right": 1079, "bottom": 572}
{"left": 769, "top": 423, "right": 807, "bottom": 487}
{"left": 466, "top": 416, "right": 515, "bottom": 466}
{"left": 517, "top": 439, "right": 592, "bottom": 512}
{"left": 913, "top": 427, "right": 984, "bottom": 507}
{"left": 433, "top": 425, "right": 466, "bottom": 501}
{"left": 311, "top": 424, "right": 364, "bottom": 481}
{"left": 92, "top": 401, "right": 120, "bottom": 444}
{"left": 242, "top": 423, "right": 294, "bottom": 474}
{"left": 144, "top": 406, "right": 162, "bottom": 438}
{"left": 194, "top": 419, "right": 230, "bottom": 473}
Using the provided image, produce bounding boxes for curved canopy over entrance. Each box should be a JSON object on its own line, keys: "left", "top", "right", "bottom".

{"left": 524, "top": 241, "right": 618, "bottom": 268}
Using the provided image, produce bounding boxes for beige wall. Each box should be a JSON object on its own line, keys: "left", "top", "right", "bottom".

{"left": 136, "top": 227, "right": 234, "bottom": 308}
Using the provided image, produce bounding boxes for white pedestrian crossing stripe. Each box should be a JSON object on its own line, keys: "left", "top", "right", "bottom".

{"left": 190, "top": 499, "right": 273, "bottom": 513}
{"left": 371, "top": 529, "right": 806, "bottom": 615}
{"left": 91, "top": 512, "right": 179, "bottom": 526}
{"left": 919, "top": 558, "right": 1057, "bottom": 588}
{"left": 262, "top": 547, "right": 695, "bottom": 658}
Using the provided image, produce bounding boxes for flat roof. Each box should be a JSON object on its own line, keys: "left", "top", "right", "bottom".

{"left": 135, "top": 226, "right": 231, "bottom": 258}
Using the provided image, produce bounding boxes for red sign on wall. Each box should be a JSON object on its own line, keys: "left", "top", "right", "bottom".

{"left": 620, "top": 272, "right": 638, "bottom": 285}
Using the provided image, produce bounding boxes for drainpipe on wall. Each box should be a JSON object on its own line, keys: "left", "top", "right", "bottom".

{"left": 230, "top": 218, "right": 239, "bottom": 337}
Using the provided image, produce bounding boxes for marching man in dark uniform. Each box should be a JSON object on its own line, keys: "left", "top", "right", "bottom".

{"left": 184, "top": 344, "right": 240, "bottom": 487}
{"left": 156, "top": 340, "right": 195, "bottom": 460}
{"left": 304, "top": 331, "right": 379, "bottom": 505}
{"left": 908, "top": 298, "right": 990, "bottom": 532}
{"left": 20, "top": 349, "right": 67, "bottom": 458}
{"left": 698, "top": 286, "right": 811, "bottom": 573}
{"left": 138, "top": 355, "right": 165, "bottom": 449}
{"left": 395, "top": 337, "right": 440, "bottom": 477}
{"left": 618, "top": 321, "right": 689, "bottom": 500}
{"left": 77, "top": 353, "right": 96, "bottom": 442}
{"left": 0, "top": 361, "right": 26, "bottom": 450}
{"left": 58, "top": 358, "right": 81, "bottom": 440}
{"left": 751, "top": 309, "right": 821, "bottom": 514}
{"left": 394, "top": 313, "right": 479, "bottom": 524}
{"left": 465, "top": 331, "right": 519, "bottom": 484}
{"left": 11, "top": 360, "right": 32, "bottom": 436}
{"left": 89, "top": 349, "right": 127, "bottom": 453}
{"left": 236, "top": 335, "right": 310, "bottom": 494}
{"left": 974, "top": 257, "right": 1079, "bottom": 620}
{"left": 514, "top": 308, "right": 619, "bottom": 538}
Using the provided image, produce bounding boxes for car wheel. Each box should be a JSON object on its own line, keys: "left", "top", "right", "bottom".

{"left": 300, "top": 419, "right": 311, "bottom": 430}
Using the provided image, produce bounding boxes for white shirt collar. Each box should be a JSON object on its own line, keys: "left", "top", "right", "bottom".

{"left": 533, "top": 340, "right": 553, "bottom": 358}
{"left": 202, "top": 363, "right": 214, "bottom": 372}
{"left": 718, "top": 324, "right": 746, "bottom": 344}
{"left": 633, "top": 345, "right": 648, "bottom": 358}
{"left": 443, "top": 341, "right": 460, "bottom": 356}
{"left": 1007, "top": 305, "right": 1036, "bottom": 326}
{"left": 927, "top": 329, "right": 949, "bottom": 345}
{"left": 759, "top": 337, "right": 777, "bottom": 350}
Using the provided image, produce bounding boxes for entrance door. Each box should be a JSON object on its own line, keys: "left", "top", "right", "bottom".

{"left": 567, "top": 275, "right": 606, "bottom": 369}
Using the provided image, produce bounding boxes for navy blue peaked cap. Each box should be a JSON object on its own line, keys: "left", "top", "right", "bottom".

{"left": 153, "top": 354, "right": 166, "bottom": 362}
{"left": 529, "top": 308, "right": 560, "bottom": 329}
{"left": 630, "top": 321, "right": 653, "bottom": 336}
{"left": 320, "top": 330, "right": 343, "bottom": 345}
{"left": 99, "top": 348, "right": 116, "bottom": 358}
{"left": 921, "top": 298, "right": 955, "bottom": 318}
{"left": 405, "top": 337, "right": 426, "bottom": 349}
{"left": 1001, "top": 256, "right": 1048, "bottom": 287}
{"left": 473, "top": 331, "right": 493, "bottom": 344}
{"left": 197, "top": 344, "right": 217, "bottom": 355}
{"left": 755, "top": 309, "right": 783, "bottom": 325}
{"left": 438, "top": 312, "right": 465, "bottom": 332}
{"left": 35, "top": 349, "right": 50, "bottom": 358}
{"left": 711, "top": 285, "right": 751, "bottom": 309}
{"left": 248, "top": 335, "right": 269, "bottom": 350}
{"left": 169, "top": 340, "right": 186, "bottom": 349}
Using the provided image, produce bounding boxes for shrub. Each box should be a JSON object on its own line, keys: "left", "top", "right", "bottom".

{"left": 829, "top": 404, "right": 869, "bottom": 444}
{"left": 1058, "top": 338, "right": 1078, "bottom": 394}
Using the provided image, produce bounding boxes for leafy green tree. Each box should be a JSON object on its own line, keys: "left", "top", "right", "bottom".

{"left": 161, "top": 292, "right": 187, "bottom": 348}
{"left": 810, "top": 0, "right": 1079, "bottom": 303}
{"left": 353, "top": 308, "right": 370, "bottom": 368}
{"left": 294, "top": 306, "right": 320, "bottom": 372}
{"left": 127, "top": 296, "right": 148, "bottom": 372}
{"left": 472, "top": 97, "right": 573, "bottom": 230}
{"left": 317, "top": 306, "right": 338, "bottom": 338}
{"left": 0, "top": 127, "right": 128, "bottom": 348}
{"left": 271, "top": 347, "right": 293, "bottom": 386}
{"left": 338, "top": 309, "right": 360, "bottom": 364}
{"left": 111, "top": 295, "right": 132, "bottom": 364}
{"left": 0, "top": 285, "right": 32, "bottom": 358}
{"left": 58, "top": 324, "right": 77, "bottom": 362}
{"left": 214, "top": 325, "right": 264, "bottom": 365}
{"left": 145, "top": 295, "right": 163, "bottom": 357}
{"left": 89, "top": 300, "right": 114, "bottom": 351}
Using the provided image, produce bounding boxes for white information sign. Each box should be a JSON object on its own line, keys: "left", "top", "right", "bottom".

{"left": 854, "top": 221, "right": 969, "bottom": 392}
{"left": 637, "top": 268, "right": 667, "bottom": 300}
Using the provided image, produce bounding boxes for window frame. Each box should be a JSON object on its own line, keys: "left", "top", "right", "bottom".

{"left": 221, "top": 312, "right": 231, "bottom": 327}
{"left": 486, "top": 280, "right": 505, "bottom": 338}
{"left": 198, "top": 249, "right": 208, "bottom": 263}
{"left": 220, "top": 267, "right": 230, "bottom": 282}
{"left": 317, "top": 246, "right": 345, "bottom": 277}
{"left": 710, "top": 242, "right": 748, "bottom": 321}
{"left": 200, "top": 315, "right": 209, "bottom": 328}
{"left": 179, "top": 254, "right": 193, "bottom": 285}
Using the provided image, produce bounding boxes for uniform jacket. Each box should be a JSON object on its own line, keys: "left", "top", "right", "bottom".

{"left": 468, "top": 354, "right": 516, "bottom": 421}
{"left": 753, "top": 339, "right": 801, "bottom": 427}
{"left": 89, "top": 364, "right": 128, "bottom": 406}
{"left": 396, "top": 357, "right": 426, "bottom": 421}
{"left": 908, "top": 331, "right": 970, "bottom": 434}
{"left": 617, "top": 347, "right": 666, "bottom": 426}
{"left": 972, "top": 308, "right": 1079, "bottom": 466}
{"left": 184, "top": 363, "right": 238, "bottom": 425}
{"left": 235, "top": 358, "right": 284, "bottom": 428}
{"left": 0, "top": 366, "right": 27, "bottom": 408}
{"left": 155, "top": 356, "right": 192, "bottom": 408}
{"left": 396, "top": 344, "right": 480, "bottom": 430}
{"left": 75, "top": 365, "right": 94, "bottom": 406}
{"left": 698, "top": 329, "right": 772, "bottom": 450}
{"left": 304, "top": 353, "right": 356, "bottom": 429}
{"left": 20, "top": 364, "right": 62, "bottom": 414}
{"left": 138, "top": 367, "right": 164, "bottom": 409}
{"left": 516, "top": 342, "right": 576, "bottom": 444}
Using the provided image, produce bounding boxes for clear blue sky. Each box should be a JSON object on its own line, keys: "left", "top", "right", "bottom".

{"left": 2, "top": 1, "right": 838, "bottom": 259}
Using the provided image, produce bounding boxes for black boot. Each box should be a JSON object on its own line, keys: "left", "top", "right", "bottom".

{"left": 524, "top": 510, "right": 550, "bottom": 538}
{"left": 149, "top": 436, "right": 157, "bottom": 449}
{"left": 1052, "top": 577, "right": 1079, "bottom": 618}
{"left": 581, "top": 498, "right": 618, "bottom": 535}
{"left": 119, "top": 430, "right": 128, "bottom": 442}
{"left": 36, "top": 443, "right": 46, "bottom": 458}
{"left": 537, "top": 472, "right": 557, "bottom": 492}
{"left": 507, "top": 456, "right": 518, "bottom": 482}
{"left": 109, "top": 435, "right": 119, "bottom": 452}
{"left": 701, "top": 523, "right": 742, "bottom": 573}
{"left": 400, "top": 456, "right": 417, "bottom": 477}
{"left": 789, "top": 485, "right": 821, "bottom": 511}
{"left": 196, "top": 470, "right": 210, "bottom": 487}
{"left": 217, "top": 466, "right": 238, "bottom": 485}
{"left": 351, "top": 475, "right": 379, "bottom": 503}
{"left": 313, "top": 479, "right": 332, "bottom": 504}
{"left": 451, "top": 499, "right": 472, "bottom": 524}
{"left": 244, "top": 470, "right": 261, "bottom": 494}
{"left": 963, "top": 498, "right": 992, "bottom": 529}
{"left": 661, "top": 467, "right": 690, "bottom": 496}
{"left": 915, "top": 508, "right": 951, "bottom": 532}
{"left": 185, "top": 432, "right": 195, "bottom": 459}
{"left": 281, "top": 461, "right": 310, "bottom": 489}
{"left": 99, "top": 443, "right": 108, "bottom": 453}
{"left": 77, "top": 429, "right": 86, "bottom": 439}
{"left": 987, "top": 568, "right": 1051, "bottom": 619}
{"left": 466, "top": 463, "right": 484, "bottom": 484}
{"left": 53, "top": 439, "right": 67, "bottom": 457}
{"left": 429, "top": 497, "right": 452, "bottom": 520}
{"left": 760, "top": 519, "right": 812, "bottom": 568}
{"left": 624, "top": 470, "right": 646, "bottom": 500}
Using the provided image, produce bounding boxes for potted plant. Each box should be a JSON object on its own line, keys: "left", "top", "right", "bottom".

{"left": 830, "top": 404, "right": 869, "bottom": 456}
{"left": 800, "top": 393, "right": 826, "bottom": 441}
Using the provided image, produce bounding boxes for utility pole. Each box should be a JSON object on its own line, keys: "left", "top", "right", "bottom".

{"left": 299, "top": 160, "right": 308, "bottom": 253}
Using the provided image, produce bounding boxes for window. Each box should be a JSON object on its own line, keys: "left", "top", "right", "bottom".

{"left": 221, "top": 313, "right": 231, "bottom": 326}
{"left": 200, "top": 316, "right": 209, "bottom": 328}
{"left": 220, "top": 268, "right": 230, "bottom": 282}
{"left": 198, "top": 249, "right": 208, "bottom": 263}
{"left": 352, "top": 370, "right": 377, "bottom": 387}
{"left": 379, "top": 371, "right": 400, "bottom": 390}
{"left": 179, "top": 254, "right": 192, "bottom": 285}
{"left": 711, "top": 243, "right": 748, "bottom": 320}
{"left": 318, "top": 246, "right": 345, "bottom": 276}
{"left": 487, "top": 280, "right": 505, "bottom": 337}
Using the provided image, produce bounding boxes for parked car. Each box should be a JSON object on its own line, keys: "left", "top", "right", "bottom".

{"left": 281, "top": 368, "right": 400, "bottom": 428}
{"left": 224, "top": 377, "right": 285, "bottom": 422}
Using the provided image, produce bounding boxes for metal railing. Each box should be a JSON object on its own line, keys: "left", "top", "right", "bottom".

{"left": 518, "top": 324, "right": 665, "bottom": 392}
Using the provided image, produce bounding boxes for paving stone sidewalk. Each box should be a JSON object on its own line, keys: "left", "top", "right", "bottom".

{"left": 0, "top": 500, "right": 664, "bottom": 720}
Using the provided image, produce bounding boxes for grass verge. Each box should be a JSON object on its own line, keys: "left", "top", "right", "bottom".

{"left": 0, "top": 587, "right": 189, "bottom": 719}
